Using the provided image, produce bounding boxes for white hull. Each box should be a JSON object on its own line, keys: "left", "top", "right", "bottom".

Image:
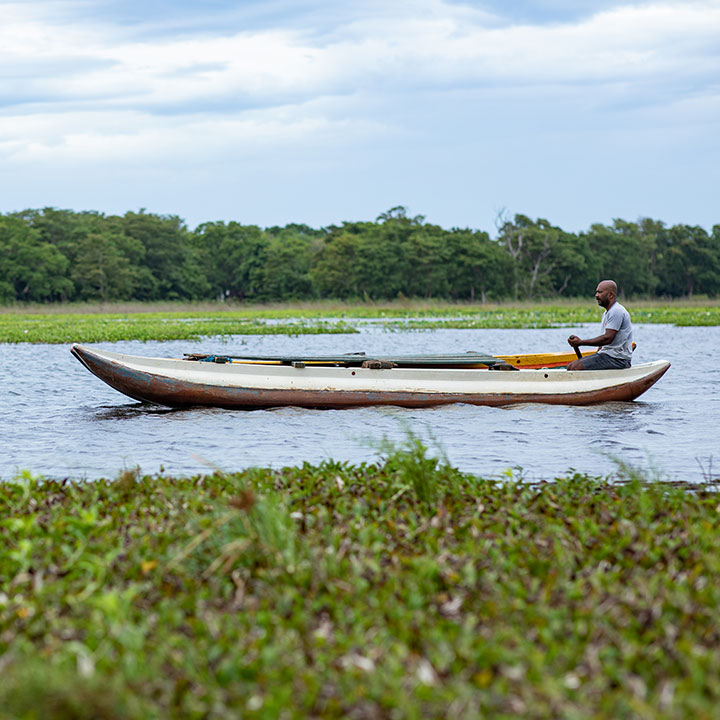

{"left": 71, "top": 345, "right": 671, "bottom": 409}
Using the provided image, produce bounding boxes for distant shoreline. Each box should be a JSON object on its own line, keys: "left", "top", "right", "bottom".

{"left": 3, "top": 296, "right": 720, "bottom": 316}
{"left": 2, "top": 300, "right": 719, "bottom": 344}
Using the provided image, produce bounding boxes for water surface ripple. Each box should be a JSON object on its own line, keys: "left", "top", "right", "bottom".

{"left": 1, "top": 325, "right": 718, "bottom": 482}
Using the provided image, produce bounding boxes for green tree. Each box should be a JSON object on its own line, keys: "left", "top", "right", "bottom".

{"left": 402, "top": 224, "right": 453, "bottom": 299}
{"left": 584, "top": 220, "right": 659, "bottom": 297}
{"left": 657, "top": 224, "right": 720, "bottom": 297}
{"left": 12, "top": 208, "right": 108, "bottom": 258}
{"left": 121, "top": 211, "right": 208, "bottom": 300}
{"left": 259, "top": 234, "right": 314, "bottom": 301}
{"left": 368, "top": 207, "right": 425, "bottom": 298}
{"left": 309, "top": 230, "right": 361, "bottom": 299}
{"left": 497, "top": 214, "right": 580, "bottom": 299}
{"left": 192, "top": 221, "right": 269, "bottom": 300}
{"left": 70, "top": 232, "right": 150, "bottom": 301}
{"left": 0, "top": 216, "right": 74, "bottom": 302}
{"left": 451, "top": 230, "right": 513, "bottom": 301}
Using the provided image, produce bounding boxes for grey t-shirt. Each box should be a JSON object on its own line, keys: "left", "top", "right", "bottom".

{"left": 598, "top": 302, "right": 633, "bottom": 360}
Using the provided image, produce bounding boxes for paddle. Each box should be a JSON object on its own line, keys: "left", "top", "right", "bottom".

{"left": 567, "top": 334, "right": 582, "bottom": 360}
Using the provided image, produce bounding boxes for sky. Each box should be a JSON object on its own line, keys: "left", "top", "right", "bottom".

{"left": 1, "top": 0, "right": 719, "bottom": 234}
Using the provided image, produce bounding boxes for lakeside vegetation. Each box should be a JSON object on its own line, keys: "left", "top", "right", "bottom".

{"left": 2, "top": 206, "right": 719, "bottom": 305}
{"left": 4, "top": 203, "right": 718, "bottom": 718}
{"left": 1, "top": 300, "right": 719, "bottom": 344}
{"left": 2, "top": 444, "right": 720, "bottom": 718}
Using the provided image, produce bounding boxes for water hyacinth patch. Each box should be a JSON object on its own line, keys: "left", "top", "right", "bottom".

{"left": 2, "top": 449, "right": 720, "bottom": 718}
{"left": 1, "top": 300, "right": 719, "bottom": 343}
{"left": 0, "top": 313, "right": 359, "bottom": 344}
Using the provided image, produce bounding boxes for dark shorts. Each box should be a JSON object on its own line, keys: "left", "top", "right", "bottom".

{"left": 580, "top": 352, "right": 631, "bottom": 370}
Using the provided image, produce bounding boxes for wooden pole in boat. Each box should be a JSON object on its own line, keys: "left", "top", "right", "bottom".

{"left": 574, "top": 346, "right": 582, "bottom": 359}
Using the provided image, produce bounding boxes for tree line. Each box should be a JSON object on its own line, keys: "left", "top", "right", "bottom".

{"left": 1, "top": 206, "right": 719, "bottom": 304}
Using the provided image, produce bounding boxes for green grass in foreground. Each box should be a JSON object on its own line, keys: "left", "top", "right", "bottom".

{"left": 1, "top": 300, "right": 719, "bottom": 343}
{"left": 2, "top": 442, "right": 720, "bottom": 718}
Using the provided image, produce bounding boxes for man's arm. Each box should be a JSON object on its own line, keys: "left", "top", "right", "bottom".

{"left": 568, "top": 329, "right": 618, "bottom": 348}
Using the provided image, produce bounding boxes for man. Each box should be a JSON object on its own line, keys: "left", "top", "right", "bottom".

{"left": 566, "top": 280, "right": 633, "bottom": 370}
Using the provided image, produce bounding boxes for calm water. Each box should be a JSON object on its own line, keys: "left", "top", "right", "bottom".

{"left": 1, "top": 325, "right": 718, "bottom": 482}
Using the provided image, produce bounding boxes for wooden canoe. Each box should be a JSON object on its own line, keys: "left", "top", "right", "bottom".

{"left": 71, "top": 344, "right": 670, "bottom": 409}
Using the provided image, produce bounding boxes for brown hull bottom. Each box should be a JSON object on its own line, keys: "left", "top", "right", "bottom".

{"left": 72, "top": 346, "right": 670, "bottom": 409}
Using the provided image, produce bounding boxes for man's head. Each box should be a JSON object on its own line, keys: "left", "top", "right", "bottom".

{"left": 595, "top": 280, "right": 617, "bottom": 309}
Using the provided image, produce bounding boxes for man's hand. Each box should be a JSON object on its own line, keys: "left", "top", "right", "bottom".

{"left": 568, "top": 334, "right": 581, "bottom": 348}
{"left": 568, "top": 329, "right": 617, "bottom": 349}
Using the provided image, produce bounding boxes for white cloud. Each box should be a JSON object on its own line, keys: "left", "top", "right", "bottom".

{"left": 0, "top": 98, "right": 390, "bottom": 166}
{"left": 4, "top": 0, "right": 720, "bottom": 113}
{"left": 1, "top": 0, "right": 718, "bottom": 230}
